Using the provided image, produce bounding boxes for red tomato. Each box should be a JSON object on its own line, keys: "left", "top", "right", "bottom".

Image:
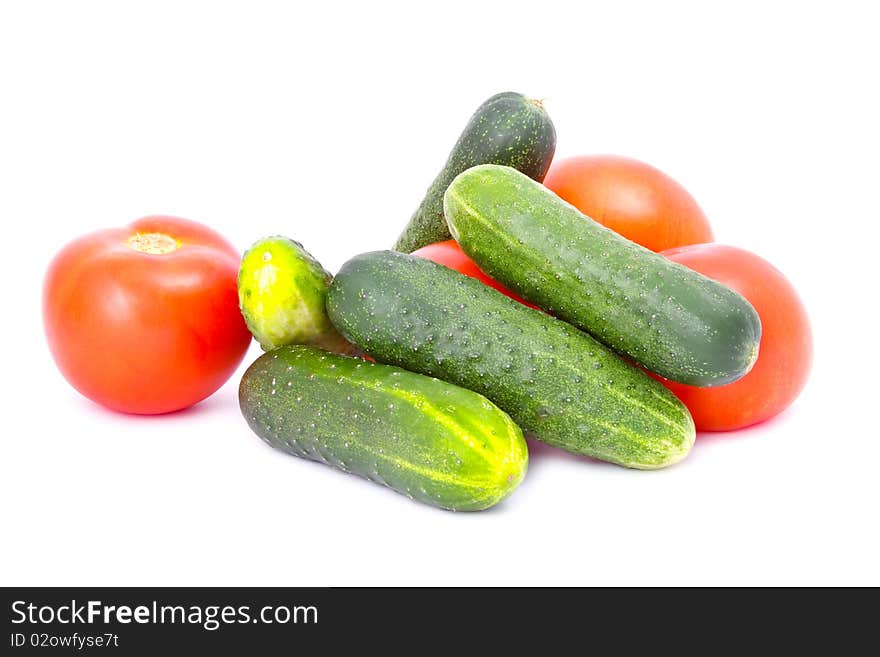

{"left": 411, "top": 240, "right": 537, "bottom": 309}
{"left": 658, "top": 244, "right": 812, "bottom": 431}
{"left": 544, "top": 155, "right": 714, "bottom": 252}
{"left": 43, "top": 216, "right": 252, "bottom": 414}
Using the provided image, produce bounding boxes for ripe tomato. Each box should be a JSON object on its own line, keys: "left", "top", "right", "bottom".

{"left": 43, "top": 216, "right": 252, "bottom": 414}
{"left": 544, "top": 155, "right": 714, "bottom": 252}
{"left": 658, "top": 244, "right": 812, "bottom": 431}
{"left": 411, "top": 240, "right": 536, "bottom": 308}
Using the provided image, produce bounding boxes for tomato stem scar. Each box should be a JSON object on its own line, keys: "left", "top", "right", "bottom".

{"left": 127, "top": 232, "right": 180, "bottom": 254}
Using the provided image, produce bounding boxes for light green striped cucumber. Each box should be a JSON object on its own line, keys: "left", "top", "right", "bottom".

{"left": 445, "top": 164, "right": 762, "bottom": 387}
{"left": 327, "top": 251, "right": 695, "bottom": 469}
{"left": 239, "top": 345, "right": 528, "bottom": 511}
{"left": 238, "top": 236, "right": 352, "bottom": 353}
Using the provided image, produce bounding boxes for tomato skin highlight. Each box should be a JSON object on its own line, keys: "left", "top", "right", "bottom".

{"left": 544, "top": 154, "right": 714, "bottom": 252}
{"left": 43, "top": 216, "right": 252, "bottom": 414}
{"left": 657, "top": 244, "right": 812, "bottom": 431}
{"left": 411, "top": 240, "right": 537, "bottom": 309}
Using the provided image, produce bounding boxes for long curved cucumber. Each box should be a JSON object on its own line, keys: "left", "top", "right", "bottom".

{"left": 393, "top": 92, "right": 556, "bottom": 253}
{"left": 239, "top": 345, "right": 528, "bottom": 511}
{"left": 327, "top": 251, "right": 695, "bottom": 469}
{"left": 445, "top": 164, "right": 761, "bottom": 386}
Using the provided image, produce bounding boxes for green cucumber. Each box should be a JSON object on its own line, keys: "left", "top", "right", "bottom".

{"left": 393, "top": 92, "right": 556, "bottom": 253}
{"left": 445, "top": 164, "right": 762, "bottom": 387}
{"left": 326, "top": 251, "right": 695, "bottom": 469}
{"left": 238, "top": 236, "right": 352, "bottom": 353}
{"left": 239, "top": 345, "right": 528, "bottom": 511}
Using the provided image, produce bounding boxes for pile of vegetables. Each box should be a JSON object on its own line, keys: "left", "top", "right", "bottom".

{"left": 43, "top": 92, "right": 813, "bottom": 511}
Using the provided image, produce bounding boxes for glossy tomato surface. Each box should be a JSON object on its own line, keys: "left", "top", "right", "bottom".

{"left": 544, "top": 154, "right": 714, "bottom": 252}
{"left": 43, "top": 216, "right": 252, "bottom": 414}
{"left": 411, "top": 240, "right": 536, "bottom": 308}
{"left": 659, "top": 244, "right": 812, "bottom": 431}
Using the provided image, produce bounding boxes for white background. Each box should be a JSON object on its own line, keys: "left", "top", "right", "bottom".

{"left": 1, "top": 0, "right": 877, "bottom": 586}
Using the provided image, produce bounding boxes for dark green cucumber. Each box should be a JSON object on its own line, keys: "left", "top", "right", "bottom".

{"left": 327, "top": 251, "right": 695, "bottom": 469}
{"left": 239, "top": 345, "right": 527, "bottom": 511}
{"left": 445, "top": 164, "right": 762, "bottom": 387}
{"left": 393, "top": 92, "right": 556, "bottom": 253}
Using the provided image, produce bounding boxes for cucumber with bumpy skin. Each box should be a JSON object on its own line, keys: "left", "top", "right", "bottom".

{"left": 393, "top": 92, "right": 556, "bottom": 253}
{"left": 444, "top": 164, "right": 762, "bottom": 387}
{"left": 239, "top": 345, "right": 528, "bottom": 511}
{"left": 238, "top": 236, "right": 352, "bottom": 353}
{"left": 327, "top": 251, "right": 695, "bottom": 469}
